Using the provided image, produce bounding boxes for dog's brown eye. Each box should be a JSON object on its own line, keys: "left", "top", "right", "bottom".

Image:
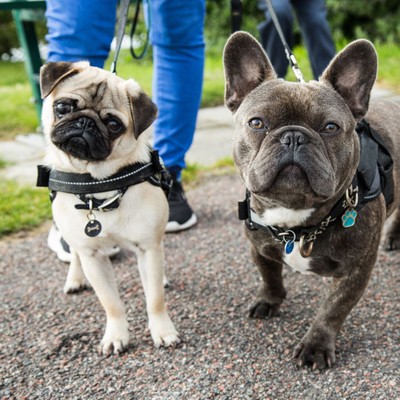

{"left": 249, "top": 118, "right": 265, "bottom": 131}
{"left": 322, "top": 122, "right": 340, "bottom": 134}
{"left": 107, "top": 118, "right": 122, "bottom": 134}
{"left": 55, "top": 102, "right": 73, "bottom": 117}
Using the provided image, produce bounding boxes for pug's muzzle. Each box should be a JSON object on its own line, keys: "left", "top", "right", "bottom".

{"left": 51, "top": 115, "right": 110, "bottom": 161}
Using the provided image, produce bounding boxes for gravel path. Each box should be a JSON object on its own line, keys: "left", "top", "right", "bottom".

{"left": 1, "top": 173, "right": 399, "bottom": 399}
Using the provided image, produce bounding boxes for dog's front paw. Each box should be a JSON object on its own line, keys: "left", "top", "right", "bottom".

{"left": 63, "top": 279, "right": 90, "bottom": 294}
{"left": 99, "top": 319, "right": 129, "bottom": 356}
{"left": 149, "top": 313, "right": 180, "bottom": 348}
{"left": 249, "top": 300, "right": 281, "bottom": 318}
{"left": 293, "top": 333, "right": 336, "bottom": 370}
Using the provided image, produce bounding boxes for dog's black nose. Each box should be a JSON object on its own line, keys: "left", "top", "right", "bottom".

{"left": 74, "top": 117, "right": 96, "bottom": 132}
{"left": 280, "top": 131, "right": 308, "bottom": 149}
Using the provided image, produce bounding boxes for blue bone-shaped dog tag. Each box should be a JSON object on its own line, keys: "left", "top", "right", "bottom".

{"left": 342, "top": 209, "right": 357, "bottom": 228}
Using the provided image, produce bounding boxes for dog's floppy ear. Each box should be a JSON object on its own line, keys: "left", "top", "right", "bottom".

{"left": 321, "top": 40, "right": 377, "bottom": 121}
{"left": 223, "top": 31, "right": 276, "bottom": 112}
{"left": 127, "top": 82, "right": 158, "bottom": 138}
{"left": 40, "top": 61, "right": 86, "bottom": 99}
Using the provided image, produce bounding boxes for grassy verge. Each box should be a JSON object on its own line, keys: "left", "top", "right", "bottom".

{"left": 181, "top": 157, "right": 235, "bottom": 187}
{"left": 0, "top": 180, "right": 52, "bottom": 237}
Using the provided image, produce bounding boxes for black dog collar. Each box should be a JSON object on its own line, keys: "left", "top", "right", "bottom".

{"left": 238, "top": 186, "right": 357, "bottom": 257}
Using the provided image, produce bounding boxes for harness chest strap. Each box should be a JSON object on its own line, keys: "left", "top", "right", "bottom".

{"left": 36, "top": 150, "right": 172, "bottom": 211}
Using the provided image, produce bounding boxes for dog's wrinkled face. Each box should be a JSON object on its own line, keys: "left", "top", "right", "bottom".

{"left": 223, "top": 33, "right": 377, "bottom": 210}
{"left": 40, "top": 61, "right": 157, "bottom": 163}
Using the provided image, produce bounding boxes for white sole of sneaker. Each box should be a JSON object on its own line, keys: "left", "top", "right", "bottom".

{"left": 47, "top": 225, "right": 72, "bottom": 263}
{"left": 165, "top": 214, "right": 198, "bottom": 233}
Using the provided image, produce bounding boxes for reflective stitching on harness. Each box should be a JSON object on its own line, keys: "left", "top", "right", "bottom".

{"left": 49, "top": 163, "right": 152, "bottom": 186}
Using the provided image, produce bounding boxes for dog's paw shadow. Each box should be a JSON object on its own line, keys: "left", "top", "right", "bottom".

{"left": 45, "top": 331, "right": 98, "bottom": 361}
{"left": 64, "top": 282, "right": 92, "bottom": 294}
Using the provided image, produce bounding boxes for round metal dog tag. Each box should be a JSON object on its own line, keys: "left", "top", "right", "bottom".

{"left": 84, "top": 219, "right": 102, "bottom": 237}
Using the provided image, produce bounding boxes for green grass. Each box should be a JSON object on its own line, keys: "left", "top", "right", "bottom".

{"left": 0, "top": 180, "right": 52, "bottom": 237}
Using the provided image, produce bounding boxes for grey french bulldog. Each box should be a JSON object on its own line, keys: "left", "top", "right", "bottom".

{"left": 223, "top": 31, "right": 400, "bottom": 369}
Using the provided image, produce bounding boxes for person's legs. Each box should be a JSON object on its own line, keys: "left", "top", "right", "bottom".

{"left": 45, "top": 0, "right": 119, "bottom": 260}
{"left": 257, "top": 0, "right": 294, "bottom": 78}
{"left": 45, "top": 0, "right": 117, "bottom": 67}
{"left": 293, "top": 0, "right": 336, "bottom": 79}
{"left": 150, "top": 0, "right": 205, "bottom": 231}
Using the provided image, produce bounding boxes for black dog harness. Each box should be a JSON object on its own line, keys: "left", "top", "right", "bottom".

{"left": 37, "top": 150, "right": 172, "bottom": 237}
{"left": 238, "top": 119, "right": 394, "bottom": 257}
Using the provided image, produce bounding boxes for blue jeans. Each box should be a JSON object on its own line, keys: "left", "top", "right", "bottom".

{"left": 258, "top": 0, "right": 335, "bottom": 79}
{"left": 45, "top": 0, "right": 205, "bottom": 177}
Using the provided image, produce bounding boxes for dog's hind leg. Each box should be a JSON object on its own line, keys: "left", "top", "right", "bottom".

{"left": 137, "top": 243, "right": 180, "bottom": 347}
{"left": 78, "top": 251, "right": 129, "bottom": 355}
{"left": 63, "top": 249, "right": 90, "bottom": 293}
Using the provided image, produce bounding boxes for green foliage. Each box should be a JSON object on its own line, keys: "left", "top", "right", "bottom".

{"left": 326, "top": 0, "right": 400, "bottom": 43}
{"left": 205, "top": 0, "right": 260, "bottom": 55}
{"left": 0, "top": 12, "right": 19, "bottom": 56}
{"left": 0, "top": 180, "right": 52, "bottom": 237}
{"left": 205, "top": 0, "right": 400, "bottom": 46}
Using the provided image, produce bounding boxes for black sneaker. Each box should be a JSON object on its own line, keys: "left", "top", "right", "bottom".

{"left": 166, "top": 178, "right": 197, "bottom": 232}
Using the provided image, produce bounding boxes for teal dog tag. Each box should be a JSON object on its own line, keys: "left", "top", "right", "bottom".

{"left": 342, "top": 209, "right": 357, "bottom": 228}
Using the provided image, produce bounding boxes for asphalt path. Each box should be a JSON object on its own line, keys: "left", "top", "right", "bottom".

{"left": 1, "top": 173, "right": 399, "bottom": 399}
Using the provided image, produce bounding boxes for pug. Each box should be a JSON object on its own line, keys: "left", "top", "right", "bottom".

{"left": 223, "top": 32, "right": 400, "bottom": 369}
{"left": 38, "top": 61, "right": 179, "bottom": 355}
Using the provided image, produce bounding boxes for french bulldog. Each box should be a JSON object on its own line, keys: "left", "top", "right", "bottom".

{"left": 39, "top": 61, "right": 179, "bottom": 355}
{"left": 223, "top": 32, "right": 400, "bottom": 369}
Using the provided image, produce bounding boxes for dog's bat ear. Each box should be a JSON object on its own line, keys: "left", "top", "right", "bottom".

{"left": 40, "top": 61, "right": 87, "bottom": 98}
{"left": 126, "top": 81, "right": 158, "bottom": 138}
{"left": 321, "top": 40, "right": 377, "bottom": 121}
{"left": 223, "top": 31, "right": 276, "bottom": 112}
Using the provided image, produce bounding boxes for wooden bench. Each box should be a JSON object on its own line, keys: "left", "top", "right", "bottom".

{"left": 0, "top": 0, "right": 46, "bottom": 121}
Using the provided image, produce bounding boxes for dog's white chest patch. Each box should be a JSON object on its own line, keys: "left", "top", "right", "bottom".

{"left": 283, "top": 242, "right": 313, "bottom": 274}
{"left": 261, "top": 207, "right": 315, "bottom": 227}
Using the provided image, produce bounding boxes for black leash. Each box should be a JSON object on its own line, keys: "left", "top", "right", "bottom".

{"left": 129, "top": 0, "right": 150, "bottom": 60}
{"left": 264, "top": 0, "right": 305, "bottom": 82}
{"left": 231, "top": 0, "right": 243, "bottom": 33}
